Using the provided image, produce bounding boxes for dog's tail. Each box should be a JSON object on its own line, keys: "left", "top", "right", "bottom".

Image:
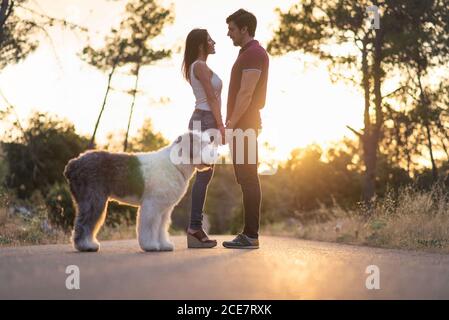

{"left": 63, "top": 156, "right": 82, "bottom": 182}
{"left": 63, "top": 153, "right": 92, "bottom": 204}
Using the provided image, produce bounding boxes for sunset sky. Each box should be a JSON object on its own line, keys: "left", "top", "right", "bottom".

{"left": 0, "top": 0, "right": 365, "bottom": 162}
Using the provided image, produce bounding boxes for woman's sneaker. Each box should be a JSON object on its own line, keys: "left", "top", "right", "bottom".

{"left": 222, "top": 233, "right": 259, "bottom": 249}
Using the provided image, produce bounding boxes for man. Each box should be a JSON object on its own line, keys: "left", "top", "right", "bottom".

{"left": 223, "top": 9, "right": 269, "bottom": 249}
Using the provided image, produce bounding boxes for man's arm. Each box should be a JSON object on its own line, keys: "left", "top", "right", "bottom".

{"left": 226, "top": 69, "right": 261, "bottom": 128}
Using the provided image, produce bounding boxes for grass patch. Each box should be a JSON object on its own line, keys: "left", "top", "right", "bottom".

{"left": 0, "top": 188, "right": 184, "bottom": 247}
{"left": 263, "top": 185, "right": 449, "bottom": 253}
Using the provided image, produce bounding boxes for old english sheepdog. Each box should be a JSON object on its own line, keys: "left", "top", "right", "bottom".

{"left": 64, "top": 130, "right": 218, "bottom": 252}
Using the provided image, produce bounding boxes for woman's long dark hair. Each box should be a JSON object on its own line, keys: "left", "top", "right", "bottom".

{"left": 182, "top": 28, "right": 208, "bottom": 83}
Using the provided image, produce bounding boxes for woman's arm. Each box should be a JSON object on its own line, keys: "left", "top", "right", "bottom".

{"left": 194, "top": 61, "right": 224, "bottom": 131}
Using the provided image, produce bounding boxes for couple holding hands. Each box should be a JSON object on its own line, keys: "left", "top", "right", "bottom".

{"left": 181, "top": 9, "right": 269, "bottom": 249}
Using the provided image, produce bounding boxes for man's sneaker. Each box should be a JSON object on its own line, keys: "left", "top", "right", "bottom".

{"left": 222, "top": 233, "right": 259, "bottom": 249}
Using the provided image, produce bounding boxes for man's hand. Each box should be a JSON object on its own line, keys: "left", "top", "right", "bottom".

{"left": 222, "top": 121, "right": 234, "bottom": 145}
{"left": 218, "top": 124, "right": 226, "bottom": 145}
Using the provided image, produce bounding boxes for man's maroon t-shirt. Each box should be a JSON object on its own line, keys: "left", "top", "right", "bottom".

{"left": 226, "top": 40, "right": 269, "bottom": 129}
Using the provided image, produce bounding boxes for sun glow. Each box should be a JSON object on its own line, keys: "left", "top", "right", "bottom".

{"left": 0, "top": 0, "right": 364, "bottom": 163}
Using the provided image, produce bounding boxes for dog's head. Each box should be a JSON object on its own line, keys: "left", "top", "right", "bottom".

{"left": 170, "top": 130, "right": 218, "bottom": 171}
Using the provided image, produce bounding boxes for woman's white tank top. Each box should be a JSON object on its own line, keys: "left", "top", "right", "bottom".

{"left": 189, "top": 60, "right": 222, "bottom": 111}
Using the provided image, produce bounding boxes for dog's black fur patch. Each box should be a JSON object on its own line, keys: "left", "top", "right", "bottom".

{"left": 64, "top": 151, "right": 145, "bottom": 251}
{"left": 64, "top": 151, "right": 144, "bottom": 201}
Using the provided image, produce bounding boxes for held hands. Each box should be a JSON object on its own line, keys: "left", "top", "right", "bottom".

{"left": 221, "top": 120, "right": 235, "bottom": 145}
{"left": 218, "top": 123, "right": 226, "bottom": 145}
{"left": 216, "top": 120, "right": 234, "bottom": 145}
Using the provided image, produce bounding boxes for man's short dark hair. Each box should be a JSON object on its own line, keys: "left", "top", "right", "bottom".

{"left": 226, "top": 9, "right": 257, "bottom": 37}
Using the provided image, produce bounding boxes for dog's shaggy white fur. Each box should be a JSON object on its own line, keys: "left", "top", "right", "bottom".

{"left": 64, "top": 131, "right": 217, "bottom": 252}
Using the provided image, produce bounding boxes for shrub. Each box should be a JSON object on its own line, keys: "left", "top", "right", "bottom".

{"left": 45, "top": 183, "right": 75, "bottom": 232}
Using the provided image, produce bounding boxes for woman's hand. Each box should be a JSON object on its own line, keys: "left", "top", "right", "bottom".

{"left": 218, "top": 123, "right": 226, "bottom": 145}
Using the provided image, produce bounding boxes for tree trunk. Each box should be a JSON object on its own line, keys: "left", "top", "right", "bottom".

{"left": 439, "top": 135, "right": 449, "bottom": 161}
{"left": 361, "top": 28, "right": 384, "bottom": 206}
{"left": 367, "top": 28, "right": 383, "bottom": 204}
{"left": 437, "top": 119, "right": 449, "bottom": 160}
{"left": 417, "top": 71, "right": 438, "bottom": 181}
{"left": 360, "top": 38, "right": 378, "bottom": 205}
{"left": 0, "top": 0, "right": 10, "bottom": 27}
{"left": 361, "top": 40, "right": 371, "bottom": 136}
{"left": 0, "top": 0, "right": 11, "bottom": 46}
{"left": 123, "top": 64, "right": 141, "bottom": 152}
{"left": 424, "top": 122, "right": 438, "bottom": 180}
{"left": 405, "top": 148, "right": 411, "bottom": 175}
{"left": 362, "top": 134, "right": 378, "bottom": 204}
{"left": 88, "top": 64, "right": 117, "bottom": 149}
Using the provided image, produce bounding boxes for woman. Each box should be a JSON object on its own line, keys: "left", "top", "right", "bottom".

{"left": 182, "top": 29, "right": 224, "bottom": 248}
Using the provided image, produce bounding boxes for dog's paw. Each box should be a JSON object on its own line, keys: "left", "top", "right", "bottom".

{"left": 139, "top": 241, "right": 161, "bottom": 252}
{"left": 159, "top": 241, "right": 174, "bottom": 252}
{"left": 74, "top": 239, "right": 100, "bottom": 252}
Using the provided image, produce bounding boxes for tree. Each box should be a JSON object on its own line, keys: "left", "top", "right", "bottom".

{"left": 121, "top": 0, "right": 174, "bottom": 152}
{"left": 268, "top": 0, "right": 382, "bottom": 204}
{"left": 123, "top": 117, "right": 168, "bottom": 152}
{"left": 81, "top": 36, "right": 126, "bottom": 149}
{"left": 378, "top": 1, "right": 449, "bottom": 181}
{"left": 381, "top": 103, "right": 418, "bottom": 175}
{"left": 80, "top": 0, "right": 174, "bottom": 149}
{"left": 389, "top": 1, "right": 449, "bottom": 181}
{"left": 2, "top": 112, "right": 89, "bottom": 198}
{"left": 0, "top": 0, "right": 38, "bottom": 69}
{"left": 268, "top": 0, "right": 449, "bottom": 204}
{"left": 0, "top": 0, "right": 87, "bottom": 70}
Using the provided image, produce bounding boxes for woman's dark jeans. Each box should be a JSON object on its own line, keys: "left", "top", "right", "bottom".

{"left": 188, "top": 109, "right": 217, "bottom": 230}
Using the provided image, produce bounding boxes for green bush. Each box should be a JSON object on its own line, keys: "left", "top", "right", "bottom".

{"left": 45, "top": 183, "right": 75, "bottom": 232}
{"left": 3, "top": 112, "right": 89, "bottom": 199}
{"left": 45, "top": 183, "right": 138, "bottom": 232}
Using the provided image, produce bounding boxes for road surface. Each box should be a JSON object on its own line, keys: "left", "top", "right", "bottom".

{"left": 1, "top": 235, "right": 449, "bottom": 299}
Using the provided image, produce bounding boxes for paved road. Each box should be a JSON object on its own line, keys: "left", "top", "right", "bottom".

{"left": 1, "top": 235, "right": 449, "bottom": 299}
